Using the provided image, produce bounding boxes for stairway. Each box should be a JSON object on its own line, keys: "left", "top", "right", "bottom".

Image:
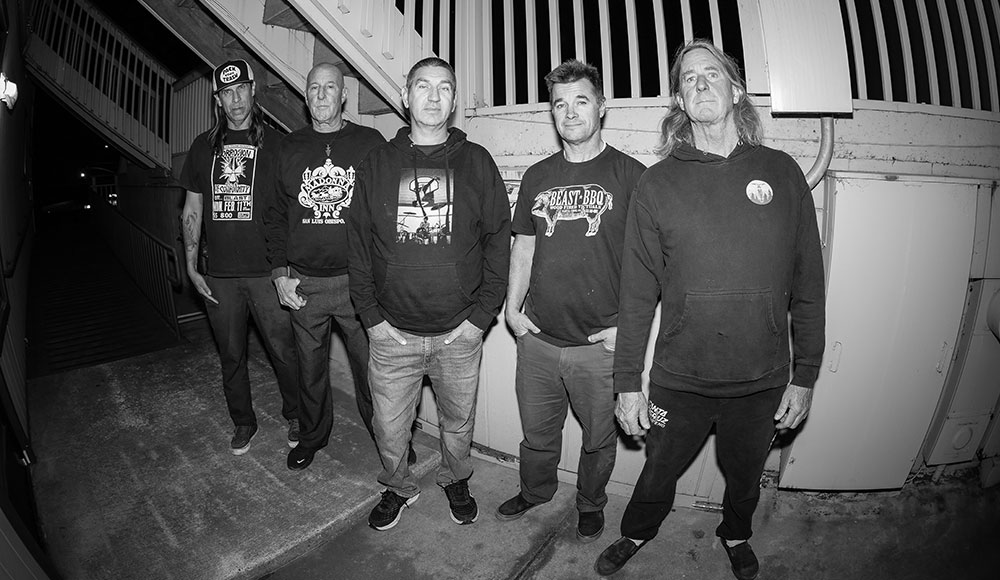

{"left": 26, "top": 210, "right": 180, "bottom": 378}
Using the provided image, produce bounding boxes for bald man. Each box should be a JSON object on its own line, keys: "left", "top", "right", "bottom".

{"left": 264, "top": 63, "right": 386, "bottom": 470}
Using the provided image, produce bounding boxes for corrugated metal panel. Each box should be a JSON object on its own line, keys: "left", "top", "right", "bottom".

{"left": 171, "top": 77, "right": 213, "bottom": 156}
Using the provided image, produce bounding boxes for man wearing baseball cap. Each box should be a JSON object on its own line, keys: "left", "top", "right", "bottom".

{"left": 180, "top": 60, "right": 300, "bottom": 456}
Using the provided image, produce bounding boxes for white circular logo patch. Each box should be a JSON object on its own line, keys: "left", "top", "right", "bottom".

{"left": 746, "top": 180, "right": 773, "bottom": 205}
{"left": 220, "top": 65, "right": 242, "bottom": 84}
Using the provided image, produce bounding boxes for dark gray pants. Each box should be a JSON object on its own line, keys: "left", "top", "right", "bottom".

{"left": 514, "top": 332, "right": 618, "bottom": 513}
{"left": 204, "top": 275, "right": 299, "bottom": 427}
{"left": 289, "top": 269, "right": 373, "bottom": 450}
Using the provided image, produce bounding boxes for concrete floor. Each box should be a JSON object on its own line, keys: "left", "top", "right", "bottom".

{"left": 29, "top": 320, "right": 1000, "bottom": 580}
{"left": 265, "top": 448, "right": 999, "bottom": 580}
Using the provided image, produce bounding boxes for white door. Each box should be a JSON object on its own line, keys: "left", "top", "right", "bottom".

{"left": 780, "top": 174, "right": 979, "bottom": 490}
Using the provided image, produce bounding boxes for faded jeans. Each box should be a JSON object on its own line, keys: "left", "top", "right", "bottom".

{"left": 369, "top": 328, "right": 483, "bottom": 498}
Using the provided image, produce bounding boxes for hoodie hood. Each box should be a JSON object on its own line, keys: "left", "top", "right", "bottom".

{"left": 390, "top": 126, "right": 468, "bottom": 160}
{"left": 671, "top": 140, "right": 755, "bottom": 164}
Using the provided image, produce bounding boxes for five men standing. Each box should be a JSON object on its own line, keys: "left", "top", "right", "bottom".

{"left": 347, "top": 58, "right": 511, "bottom": 530}
{"left": 180, "top": 60, "right": 299, "bottom": 455}
{"left": 264, "top": 63, "right": 385, "bottom": 471}
{"left": 182, "top": 44, "right": 822, "bottom": 580}
{"left": 497, "top": 60, "right": 645, "bottom": 544}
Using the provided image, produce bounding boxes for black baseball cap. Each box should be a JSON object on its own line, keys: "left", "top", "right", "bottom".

{"left": 213, "top": 60, "right": 254, "bottom": 93}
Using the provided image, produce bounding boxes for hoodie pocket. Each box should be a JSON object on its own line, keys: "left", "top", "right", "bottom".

{"left": 660, "top": 289, "right": 781, "bottom": 382}
{"left": 378, "top": 262, "right": 472, "bottom": 328}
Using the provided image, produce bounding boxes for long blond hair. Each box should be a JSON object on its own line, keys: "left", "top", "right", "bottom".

{"left": 656, "top": 40, "right": 762, "bottom": 157}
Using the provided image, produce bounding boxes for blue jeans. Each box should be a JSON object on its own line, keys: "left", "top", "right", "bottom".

{"left": 289, "top": 269, "right": 373, "bottom": 450}
{"left": 369, "top": 329, "right": 483, "bottom": 498}
{"left": 620, "top": 385, "right": 784, "bottom": 542}
{"left": 515, "top": 332, "right": 617, "bottom": 512}
{"left": 204, "top": 276, "right": 299, "bottom": 427}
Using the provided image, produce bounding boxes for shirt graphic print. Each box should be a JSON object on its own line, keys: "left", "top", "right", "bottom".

{"left": 395, "top": 169, "right": 453, "bottom": 246}
{"left": 212, "top": 143, "right": 258, "bottom": 221}
{"left": 298, "top": 158, "right": 355, "bottom": 225}
{"left": 531, "top": 183, "right": 613, "bottom": 237}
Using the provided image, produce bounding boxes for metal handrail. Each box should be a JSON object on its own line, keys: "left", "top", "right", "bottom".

{"left": 92, "top": 185, "right": 181, "bottom": 337}
{"left": 93, "top": 184, "right": 183, "bottom": 286}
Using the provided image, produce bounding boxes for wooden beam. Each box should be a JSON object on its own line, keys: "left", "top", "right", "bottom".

{"left": 135, "top": 0, "right": 309, "bottom": 131}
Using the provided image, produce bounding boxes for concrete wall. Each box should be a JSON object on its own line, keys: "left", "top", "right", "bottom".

{"left": 467, "top": 99, "right": 1000, "bottom": 182}
{"left": 454, "top": 99, "right": 1000, "bottom": 489}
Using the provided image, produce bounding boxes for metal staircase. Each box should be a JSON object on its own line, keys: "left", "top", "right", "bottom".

{"left": 25, "top": 0, "right": 174, "bottom": 169}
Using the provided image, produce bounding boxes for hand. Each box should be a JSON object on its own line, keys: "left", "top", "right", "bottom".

{"left": 615, "top": 391, "right": 650, "bottom": 437}
{"left": 444, "top": 319, "right": 484, "bottom": 345}
{"left": 188, "top": 269, "right": 219, "bottom": 305}
{"left": 273, "top": 275, "right": 307, "bottom": 310}
{"left": 587, "top": 326, "right": 617, "bottom": 352}
{"left": 369, "top": 320, "right": 407, "bottom": 345}
{"left": 774, "top": 384, "right": 813, "bottom": 430}
{"left": 505, "top": 309, "right": 540, "bottom": 337}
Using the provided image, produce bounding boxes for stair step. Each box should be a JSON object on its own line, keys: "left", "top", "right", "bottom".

{"left": 27, "top": 212, "right": 181, "bottom": 378}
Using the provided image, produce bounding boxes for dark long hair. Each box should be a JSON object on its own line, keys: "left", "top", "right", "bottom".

{"left": 656, "top": 40, "right": 762, "bottom": 157}
{"left": 207, "top": 93, "right": 267, "bottom": 156}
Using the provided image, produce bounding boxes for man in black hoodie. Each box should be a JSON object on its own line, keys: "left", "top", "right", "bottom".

{"left": 594, "top": 41, "right": 825, "bottom": 579}
{"left": 347, "top": 58, "right": 510, "bottom": 531}
{"left": 264, "top": 63, "right": 385, "bottom": 471}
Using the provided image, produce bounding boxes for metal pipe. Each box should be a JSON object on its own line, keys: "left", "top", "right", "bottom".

{"left": 805, "top": 116, "right": 835, "bottom": 189}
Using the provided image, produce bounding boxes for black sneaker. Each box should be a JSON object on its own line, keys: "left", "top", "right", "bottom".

{"left": 594, "top": 536, "right": 647, "bottom": 576}
{"left": 287, "top": 445, "right": 316, "bottom": 471}
{"left": 495, "top": 493, "right": 539, "bottom": 521}
{"left": 577, "top": 510, "right": 605, "bottom": 543}
{"left": 721, "top": 540, "right": 760, "bottom": 580}
{"left": 369, "top": 490, "right": 419, "bottom": 531}
{"left": 287, "top": 419, "right": 300, "bottom": 448}
{"left": 230, "top": 425, "right": 257, "bottom": 455}
{"left": 443, "top": 479, "right": 478, "bottom": 525}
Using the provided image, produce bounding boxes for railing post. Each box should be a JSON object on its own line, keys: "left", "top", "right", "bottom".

{"left": 455, "top": 0, "right": 486, "bottom": 117}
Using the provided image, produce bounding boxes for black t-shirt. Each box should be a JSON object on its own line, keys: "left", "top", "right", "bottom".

{"left": 179, "top": 127, "right": 280, "bottom": 277}
{"left": 266, "top": 122, "right": 385, "bottom": 277}
{"left": 512, "top": 145, "right": 645, "bottom": 346}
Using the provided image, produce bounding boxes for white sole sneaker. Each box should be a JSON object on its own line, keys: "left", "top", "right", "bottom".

{"left": 370, "top": 493, "right": 420, "bottom": 531}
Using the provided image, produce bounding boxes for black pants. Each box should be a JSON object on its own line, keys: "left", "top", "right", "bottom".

{"left": 204, "top": 276, "right": 299, "bottom": 427}
{"left": 621, "top": 385, "right": 784, "bottom": 542}
{"left": 289, "top": 270, "right": 374, "bottom": 450}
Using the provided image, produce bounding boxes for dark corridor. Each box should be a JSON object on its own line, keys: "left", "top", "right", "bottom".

{"left": 26, "top": 209, "right": 179, "bottom": 378}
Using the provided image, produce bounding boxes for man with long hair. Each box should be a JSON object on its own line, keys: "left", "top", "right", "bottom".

{"left": 180, "top": 60, "right": 299, "bottom": 456}
{"left": 594, "top": 41, "right": 825, "bottom": 579}
{"left": 496, "top": 59, "right": 645, "bottom": 544}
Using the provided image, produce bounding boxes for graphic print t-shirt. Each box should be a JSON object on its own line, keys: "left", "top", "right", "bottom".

{"left": 395, "top": 147, "right": 454, "bottom": 249}
{"left": 269, "top": 123, "right": 385, "bottom": 276}
{"left": 180, "top": 127, "right": 279, "bottom": 277}
{"left": 512, "top": 145, "right": 645, "bottom": 346}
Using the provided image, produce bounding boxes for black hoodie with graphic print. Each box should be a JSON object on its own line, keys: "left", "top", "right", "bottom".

{"left": 347, "top": 127, "right": 511, "bottom": 335}
{"left": 613, "top": 142, "right": 826, "bottom": 397}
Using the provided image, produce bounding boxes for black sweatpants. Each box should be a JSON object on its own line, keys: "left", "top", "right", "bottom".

{"left": 620, "top": 384, "right": 784, "bottom": 542}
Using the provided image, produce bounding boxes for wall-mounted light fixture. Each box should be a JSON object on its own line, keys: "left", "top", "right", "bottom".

{"left": 0, "top": 73, "right": 18, "bottom": 110}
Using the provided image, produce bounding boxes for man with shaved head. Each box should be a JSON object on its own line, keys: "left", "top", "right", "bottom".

{"left": 265, "top": 62, "right": 386, "bottom": 471}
